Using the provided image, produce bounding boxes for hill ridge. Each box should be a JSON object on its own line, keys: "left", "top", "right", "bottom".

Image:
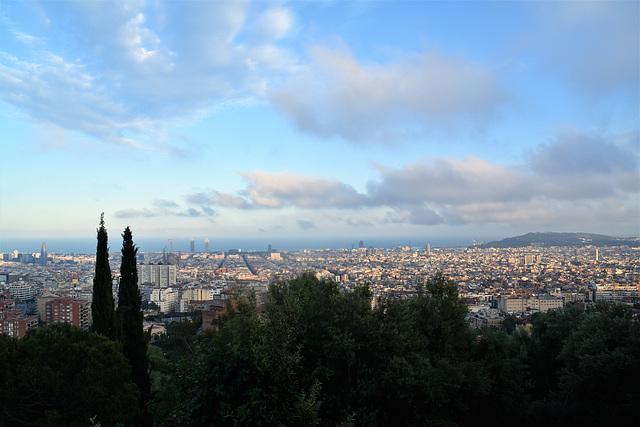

{"left": 475, "top": 232, "right": 639, "bottom": 248}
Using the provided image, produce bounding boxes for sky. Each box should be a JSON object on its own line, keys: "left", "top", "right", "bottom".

{"left": 1, "top": 0, "right": 639, "bottom": 250}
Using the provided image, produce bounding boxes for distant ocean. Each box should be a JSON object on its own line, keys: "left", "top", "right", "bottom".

{"left": 0, "top": 236, "right": 474, "bottom": 255}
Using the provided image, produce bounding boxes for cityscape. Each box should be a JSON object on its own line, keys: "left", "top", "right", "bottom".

{"left": 2, "top": 233, "right": 638, "bottom": 338}
{"left": 1, "top": 0, "right": 638, "bottom": 425}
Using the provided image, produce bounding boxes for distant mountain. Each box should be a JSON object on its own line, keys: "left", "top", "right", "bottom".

{"left": 475, "top": 232, "right": 639, "bottom": 248}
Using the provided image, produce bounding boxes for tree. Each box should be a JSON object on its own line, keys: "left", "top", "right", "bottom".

{"left": 172, "top": 292, "right": 320, "bottom": 426}
{"left": 118, "top": 226, "right": 151, "bottom": 425}
{"left": 556, "top": 303, "right": 640, "bottom": 425}
{"left": 0, "top": 323, "right": 141, "bottom": 426}
{"left": 91, "top": 213, "right": 115, "bottom": 339}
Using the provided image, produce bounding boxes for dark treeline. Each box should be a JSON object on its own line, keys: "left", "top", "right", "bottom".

{"left": 1, "top": 272, "right": 638, "bottom": 426}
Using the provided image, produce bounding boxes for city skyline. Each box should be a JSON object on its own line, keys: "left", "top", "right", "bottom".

{"left": 1, "top": 1, "right": 638, "bottom": 244}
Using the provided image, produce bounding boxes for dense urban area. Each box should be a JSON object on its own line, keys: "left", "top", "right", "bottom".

{"left": 2, "top": 240, "right": 639, "bottom": 337}
{"left": 2, "top": 236, "right": 639, "bottom": 426}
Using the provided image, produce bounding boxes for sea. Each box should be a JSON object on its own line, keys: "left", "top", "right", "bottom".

{"left": 0, "top": 236, "right": 475, "bottom": 255}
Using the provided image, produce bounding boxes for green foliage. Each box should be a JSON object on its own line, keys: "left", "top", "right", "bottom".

{"left": 0, "top": 323, "right": 141, "bottom": 426}
{"left": 474, "top": 327, "right": 532, "bottom": 423}
{"left": 172, "top": 291, "right": 320, "bottom": 426}
{"left": 556, "top": 303, "right": 640, "bottom": 425}
{"left": 140, "top": 271, "right": 638, "bottom": 426}
{"left": 172, "top": 272, "right": 487, "bottom": 426}
{"left": 92, "top": 213, "right": 115, "bottom": 339}
{"left": 117, "top": 226, "right": 151, "bottom": 425}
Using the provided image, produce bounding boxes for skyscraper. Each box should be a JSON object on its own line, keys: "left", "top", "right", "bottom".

{"left": 204, "top": 238, "right": 209, "bottom": 253}
{"left": 40, "top": 242, "right": 47, "bottom": 266}
{"left": 190, "top": 238, "right": 195, "bottom": 253}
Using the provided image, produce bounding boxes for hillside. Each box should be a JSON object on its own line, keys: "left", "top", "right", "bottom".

{"left": 476, "top": 232, "right": 639, "bottom": 248}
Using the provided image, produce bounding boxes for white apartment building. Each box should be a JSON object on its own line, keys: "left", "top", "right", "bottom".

{"left": 150, "top": 287, "right": 179, "bottom": 313}
{"left": 6, "top": 281, "right": 37, "bottom": 301}
{"left": 138, "top": 264, "right": 177, "bottom": 288}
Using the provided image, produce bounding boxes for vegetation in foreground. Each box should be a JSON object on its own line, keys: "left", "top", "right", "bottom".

{"left": 1, "top": 272, "right": 638, "bottom": 426}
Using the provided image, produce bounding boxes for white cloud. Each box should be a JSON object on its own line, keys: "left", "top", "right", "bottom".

{"left": 177, "top": 130, "right": 638, "bottom": 233}
{"left": 114, "top": 208, "right": 155, "bottom": 218}
{"left": 237, "top": 170, "right": 369, "bottom": 208}
{"left": 253, "top": 8, "right": 294, "bottom": 41}
{"left": 269, "top": 46, "right": 505, "bottom": 142}
{"left": 0, "top": 1, "right": 297, "bottom": 150}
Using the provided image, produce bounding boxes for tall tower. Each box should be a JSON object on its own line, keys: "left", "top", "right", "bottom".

{"left": 190, "top": 239, "right": 195, "bottom": 253}
{"left": 426, "top": 243, "right": 431, "bottom": 256}
{"left": 40, "top": 242, "right": 48, "bottom": 266}
{"left": 204, "top": 238, "right": 210, "bottom": 253}
{"left": 595, "top": 248, "right": 599, "bottom": 262}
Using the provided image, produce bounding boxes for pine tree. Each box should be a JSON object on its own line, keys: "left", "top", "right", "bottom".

{"left": 118, "top": 226, "right": 151, "bottom": 425}
{"left": 91, "top": 213, "right": 115, "bottom": 339}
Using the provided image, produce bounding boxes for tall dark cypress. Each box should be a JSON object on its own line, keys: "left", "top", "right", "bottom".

{"left": 91, "top": 213, "right": 115, "bottom": 339}
{"left": 118, "top": 226, "right": 151, "bottom": 425}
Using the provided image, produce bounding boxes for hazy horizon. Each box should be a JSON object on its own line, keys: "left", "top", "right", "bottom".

{"left": 1, "top": 235, "right": 480, "bottom": 255}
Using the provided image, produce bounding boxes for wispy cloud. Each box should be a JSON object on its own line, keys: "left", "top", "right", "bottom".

{"left": 114, "top": 208, "right": 155, "bottom": 218}
{"left": 269, "top": 46, "right": 505, "bottom": 143}
{"left": 0, "top": 1, "right": 298, "bottom": 150}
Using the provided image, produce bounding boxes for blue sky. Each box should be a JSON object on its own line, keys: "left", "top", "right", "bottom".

{"left": 1, "top": 0, "right": 638, "bottom": 246}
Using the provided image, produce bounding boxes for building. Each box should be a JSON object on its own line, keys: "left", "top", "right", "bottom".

{"left": 528, "top": 295, "right": 564, "bottom": 312}
{"left": 40, "top": 242, "right": 48, "bottom": 266}
{"left": 190, "top": 239, "right": 195, "bottom": 253}
{"left": 138, "top": 264, "right": 177, "bottom": 288}
{"left": 594, "top": 284, "right": 640, "bottom": 303}
{"left": 6, "top": 281, "right": 37, "bottom": 301}
{"left": 0, "top": 295, "right": 38, "bottom": 338}
{"left": 181, "top": 287, "right": 221, "bottom": 302}
{"left": 204, "top": 238, "right": 210, "bottom": 253}
{"left": 150, "top": 287, "right": 180, "bottom": 313}
{"left": 499, "top": 295, "right": 564, "bottom": 314}
{"left": 45, "top": 297, "right": 91, "bottom": 330}
{"left": 499, "top": 297, "right": 526, "bottom": 314}
{"left": 36, "top": 290, "right": 59, "bottom": 322}
{"left": 468, "top": 308, "right": 504, "bottom": 329}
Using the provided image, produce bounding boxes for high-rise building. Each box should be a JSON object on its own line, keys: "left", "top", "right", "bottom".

{"left": 138, "top": 264, "right": 177, "bottom": 288}
{"left": 46, "top": 297, "right": 91, "bottom": 330}
{"left": 204, "top": 238, "right": 210, "bottom": 253}
{"left": 524, "top": 254, "right": 535, "bottom": 266}
{"left": 190, "top": 239, "right": 195, "bottom": 253}
{"left": 359, "top": 240, "right": 364, "bottom": 248}
{"left": 595, "top": 248, "right": 599, "bottom": 262}
{"left": 426, "top": 243, "right": 431, "bottom": 256}
{"left": 40, "top": 242, "right": 48, "bottom": 266}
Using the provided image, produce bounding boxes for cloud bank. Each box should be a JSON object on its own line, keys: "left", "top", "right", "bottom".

{"left": 179, "top": 131, "right": 638, "bottom": 230}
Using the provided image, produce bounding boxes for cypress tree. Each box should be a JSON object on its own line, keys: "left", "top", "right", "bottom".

{"left": 91, "top": 213, "right": 115, "bottom": 339}
{"left": 118, "top": 226, "right": 151, "bottom": 425}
